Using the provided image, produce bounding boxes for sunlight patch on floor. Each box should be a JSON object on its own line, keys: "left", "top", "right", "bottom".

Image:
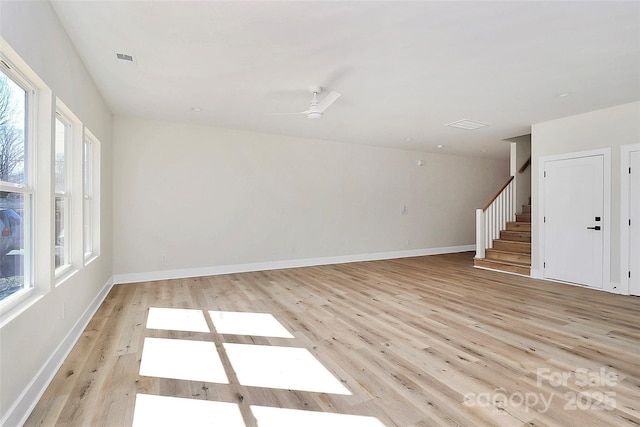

{"left": 139, "top": 337, "right": 228, "bottom": 383}
{"left": 146, "top": 307, "right": 210, "bottom": 333}
{"left": 136, "top": 309, "right": 383, "bottom": 425}
{"left": 208, "top": 310, "right": 294, "bottom": 338}
{"left": 132, "top": 394, "right": 244, "bottom": 427}
{"left": 251, "top": 405, "right": 387, "bottom": 427}
{"left": 223, "top": 343, "right": 351, "bottom": 395}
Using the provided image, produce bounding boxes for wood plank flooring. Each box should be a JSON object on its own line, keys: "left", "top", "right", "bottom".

{"left": 25, "top": 252, "right": 640, "bottom": 426}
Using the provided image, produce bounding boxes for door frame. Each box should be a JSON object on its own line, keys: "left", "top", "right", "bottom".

{"left": 620, "top": 144, "right": 640, "bottom": 295}
{"left": 538, "top": 148, "right": 611, "bottom": 292}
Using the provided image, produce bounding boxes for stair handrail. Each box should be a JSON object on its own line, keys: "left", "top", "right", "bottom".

{"left": 482, "top": 176, "right": 514, "bottom": 211}
{"left": 518, "top": 157, "right": 531, "bottom": 174}
{"left": 476, "top": 176, "right": 517, "bottom": 259}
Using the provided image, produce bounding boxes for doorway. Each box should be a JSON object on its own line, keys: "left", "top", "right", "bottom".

{"left": 542, "top": 153, "right": 608, "bottom": 288}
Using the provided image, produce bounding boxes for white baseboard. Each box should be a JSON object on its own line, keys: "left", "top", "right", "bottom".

{"left": 529, "top": 270, "right": 627, "bottom": 296}
{"left": 113, "top": 245, "right": 475, "bottom": 284}
{"left": 2, "top": 277, "right": 115, "bottom": 427}
{"left": 530, "top": 268, "right": 544, "bottom": 279}
{"left": 473, "top": 264, "right": 530, "bottom": 278}
{"left": 608, "top": 282, "right": 625, "bottom": 295}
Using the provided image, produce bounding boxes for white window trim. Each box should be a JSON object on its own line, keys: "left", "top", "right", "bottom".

{"left": 0, "top": 51, "right": 39, "bottom": 317}
{"left": 0, "top": 38, "right": 101, "bottom": 323}
{"left": 83, "top": 130, "right": 100, "bottom": 262}
{"left": 83, "top": 138, "right": 93, "bottom": 259}
{"left": 54, "top": 112, "right": 71, "bottom": 277}
{"left": 54, "top": 101, "right": 83, "bottom": 282}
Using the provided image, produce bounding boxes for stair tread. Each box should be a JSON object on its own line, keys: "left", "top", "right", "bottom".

{"left": 474, "top": 258, "right": 531, "bottom": 275}
{"left": 476, "top": 257, "right": 529, "bottom": 267}
{"left": 494, "top": 239, "right": 530, "bottom": 244}
{"left": 486, "top": 248, "right": 529, "bottom": 254}
{"left": 506, "top": 221, "right": 531, "bottom": 231}
{"left": 492, "top": 239, "right": 532, "bottom": 254}
{"left": 500, "top": 230, "right": 532, "bottom": 240}
{"left": 485, "top": 249, "right": 531, "bottom": 265}
{"left": 477, "top": 203, "right": 533, "bottom": 276}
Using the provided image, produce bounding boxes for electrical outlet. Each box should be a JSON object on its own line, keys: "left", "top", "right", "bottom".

{"left": 160, "top": 254, "right": 167, "bottom": 262}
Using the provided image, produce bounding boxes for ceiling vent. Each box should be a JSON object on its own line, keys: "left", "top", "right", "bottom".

{"left": 446, "top": 119, "right": 490, "bottom": 130}
{"left": 116, "top": 53, "right": 134, "bottom": 62}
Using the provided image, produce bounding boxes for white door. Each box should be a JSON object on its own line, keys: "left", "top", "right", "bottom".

{"left": 630, "top": 151, "right": 640, "bottom": 296}
{"left": 544, "top": 155, "right": 604, "bottom": 288}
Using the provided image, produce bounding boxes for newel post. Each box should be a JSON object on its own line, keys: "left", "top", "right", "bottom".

{"left": 475, "top": 208, "right": 485, "bottom": 259}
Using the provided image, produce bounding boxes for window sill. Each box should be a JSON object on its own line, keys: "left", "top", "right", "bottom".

{"left": 55, "top": 266, "right": 78, "bottom": 287}
{"left": 84, "top": 252, "right": 100, "bottom": 266}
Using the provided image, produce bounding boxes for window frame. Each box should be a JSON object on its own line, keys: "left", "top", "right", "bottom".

{"left": 53, "top": 101, "right": 83, "bottom": 282}
{"left": 53, "top": 111, "right": 72, "bottom": 277}
{"left": 83, "top": 130, "right": 100, "bottom": 262}
{"left": 0, "top": 55, "right": 36, "bottom": 309}
{"left": 0, "top": 40, "right": 102, "bottom": 322}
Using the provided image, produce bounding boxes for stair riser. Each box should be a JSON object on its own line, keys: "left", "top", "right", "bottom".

{"left": 486, "top": 250, "right": 531, "bottom": 264}
{"left": 500, "top": 231, "right": 531, "bottom": 242}
{"left": 522, "top": 205, "right": 531, "bottom": 214}
{"left": 516, "top": 214, "right": 531, "bottom": 223}
{"left": 506, "top": 222, "right": 531, "bottom": 232}
{"left": 493, "top": 241, "right": 531, "bottom": 254}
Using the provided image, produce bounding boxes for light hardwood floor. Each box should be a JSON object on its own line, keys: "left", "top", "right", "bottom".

{"left": 26, "top": 252, "right": 640, "bottom": 426}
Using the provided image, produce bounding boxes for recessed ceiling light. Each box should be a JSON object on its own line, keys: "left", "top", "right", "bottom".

{"left": 436, "top": 144, "right": 444, "bottom": 149}
{"left": 558, "top": 92, "right": 571, "bottom": 98}
{"left": 445, "top": 119, "right": 489, "bottom": 130}
{"left": 190, "top": 107, "right": 202, "bottom": 112}
{"left": 404, "top": 137, "right": 413, "bottom": 142}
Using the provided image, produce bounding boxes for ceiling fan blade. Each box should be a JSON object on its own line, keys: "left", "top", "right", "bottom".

{"left": 266, "top": 111, "right": 307, "bottom": 115}
{"left": 316, "top": 91, "right": 341, "bottom": 113}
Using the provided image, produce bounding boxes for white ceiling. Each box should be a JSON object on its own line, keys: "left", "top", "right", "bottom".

{"left": 51, "top": 1, "right": 640, "bottom": 159}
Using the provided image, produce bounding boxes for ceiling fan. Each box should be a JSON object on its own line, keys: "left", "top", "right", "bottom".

{"left": 271, "top": 86, "right": 341, "bottom": 119}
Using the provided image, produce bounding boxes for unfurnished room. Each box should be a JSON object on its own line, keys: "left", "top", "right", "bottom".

{"left": 0, "top": 1, "right": 639, "bottom": 426}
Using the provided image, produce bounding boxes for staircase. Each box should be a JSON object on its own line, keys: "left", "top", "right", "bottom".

{"left": 474, "top": 204, "right": 531, "bottom": 275}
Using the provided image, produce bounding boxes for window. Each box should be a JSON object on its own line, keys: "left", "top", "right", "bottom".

{"left": 0, "top": 63, "right": 33, "bottom": 302}
{"left": 1, "top": 43, "right": 100, "bottom": 311}
{"left": 54, "top": 113, "right": 71, "bottom": 273}
{"left": 54, "top": 101, "right": 85, "bottom": 279}
{"left": 83, "top": 133, "right": 99, "bottom": 259}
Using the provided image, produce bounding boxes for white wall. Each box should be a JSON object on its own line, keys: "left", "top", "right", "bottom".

{"left": 531, "top": 101, "right": 640, "bottom": 287}
{"left": 512, "top": 135, "right": 532, "bottom": 210}
{"left": 113, "top": 116, "right": 508, "bottom": 280}
{"left": 0, "top": 1, "right": 113, "bottom": 424}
